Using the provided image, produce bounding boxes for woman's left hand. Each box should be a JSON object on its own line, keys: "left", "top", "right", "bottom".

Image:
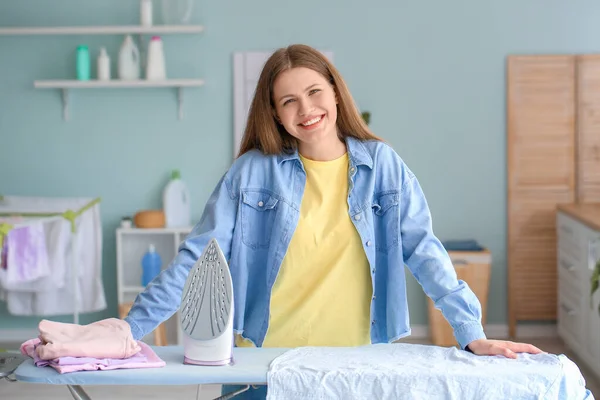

{"left": 466, "top": 339, "right": 545, "bottom": 359}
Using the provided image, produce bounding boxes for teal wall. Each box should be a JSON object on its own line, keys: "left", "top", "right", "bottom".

{"left": 2, "top": 0, "right": 600, "bottom": 330}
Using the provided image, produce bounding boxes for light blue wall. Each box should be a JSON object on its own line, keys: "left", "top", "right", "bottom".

{"left": 2, "top": 0, "right": 600, "bottom": 331}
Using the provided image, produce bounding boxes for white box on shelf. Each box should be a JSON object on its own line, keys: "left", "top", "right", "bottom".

{"left": 116, "top": 226, "right": 192, "bottom": 345}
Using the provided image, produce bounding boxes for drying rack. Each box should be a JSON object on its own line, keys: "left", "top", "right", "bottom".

{"left": 0, "top": 196, "right": 101, "bottom": 324}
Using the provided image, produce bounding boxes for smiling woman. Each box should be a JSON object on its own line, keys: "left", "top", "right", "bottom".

{"left": 123, "top": 44, "right": 545, "bottom": 400}
{"left": 271, "top": 67, "right": 343, "bottom": 161}
{"left": 237, "top": 44, "right": 382, "bottom": 159}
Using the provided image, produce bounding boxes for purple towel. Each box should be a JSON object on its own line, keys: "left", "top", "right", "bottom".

{"left": 7, "top": 225, "right": 49, "bottom": 283}
{"left": 32, "top": 342, "right": 148, "bottom": 367}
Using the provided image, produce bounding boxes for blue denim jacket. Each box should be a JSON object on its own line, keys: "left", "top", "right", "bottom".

{"left": 125, "top": 136, "right": 486, "bottom": 350}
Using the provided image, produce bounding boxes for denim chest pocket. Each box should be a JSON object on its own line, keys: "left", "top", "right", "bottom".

{"left": 371, "top": 192, "right": 400, "bottom": 251}
{"left": 241, "top": 190, "right": 279, "bottom": 249}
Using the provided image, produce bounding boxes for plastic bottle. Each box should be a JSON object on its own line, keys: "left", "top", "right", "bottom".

{"left": 118, "top": 35, "right": 140, "bottom": 80}
{"left": 140, "top": 0, "right": 153, "bottom": 26}
{"left": 146, "top": 36, "right": 167, "bottom": 80}
{"left": 97, "top": 47, "right": 110, "bottom": 81}
{"left": 76, "top": 45, "right": 90, "bottom": 81}
{"left": 163, "top": 169, "right": 191, "bottom": 228}
{"left": 141, "top": 244, "right": 162, "bottom": 286}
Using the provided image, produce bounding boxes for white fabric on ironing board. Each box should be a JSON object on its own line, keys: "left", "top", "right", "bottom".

{"left": 0, "top": 196, "right": 105, "bottom": 316}
{"left": 266, "top": 343, "right": 594, "bottom": 400}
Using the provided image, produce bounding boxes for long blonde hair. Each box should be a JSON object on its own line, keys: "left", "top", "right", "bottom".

{"left": 237, "top": 44, "right": 382, "bottom": 157}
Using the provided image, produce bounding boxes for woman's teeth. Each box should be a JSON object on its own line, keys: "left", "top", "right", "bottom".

{"left": 301, "top": 116, "right": 322, "bottom": 126}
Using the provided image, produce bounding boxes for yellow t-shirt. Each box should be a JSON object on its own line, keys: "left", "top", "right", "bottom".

{"left": 236, "top": 152, "right": 372, "bottom": 348}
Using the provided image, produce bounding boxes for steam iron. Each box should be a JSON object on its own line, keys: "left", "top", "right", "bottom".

{"left": 180, "top": 238, "right": 234, "bottom": 366}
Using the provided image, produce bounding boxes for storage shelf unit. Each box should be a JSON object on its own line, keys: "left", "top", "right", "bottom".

{"left": 0, "top": 25, "right": 204, "bottom": 35}
{"left": 116, "top": 226, "right": 192, "bottom": 345}
{"left": 0, "top": 22, "right": 206, "bottom": 121}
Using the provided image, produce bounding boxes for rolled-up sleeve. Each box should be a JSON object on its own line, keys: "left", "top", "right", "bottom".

{"left": 399, "top": 171, "right": 486, "bottom": 350}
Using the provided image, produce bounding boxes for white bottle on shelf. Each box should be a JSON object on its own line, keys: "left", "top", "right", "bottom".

{"left": 140, "top": 0, "right": 153, "bottom": 27}
{"left": 118, "top": 35, "right": 140, "bottom": 80}
{"left": 146, "top": 36, "right": 167, "bottom": 80}
{"left": 97, "top": 47, "right": 110, "bottom": 81}
{"left": 163, "top": 169, "right": 191, "bottom": 228}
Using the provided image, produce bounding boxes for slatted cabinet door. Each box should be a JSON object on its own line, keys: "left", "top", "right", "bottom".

{"left": 507, "top": 55, "right": 577, "bottom": 337}
{"left": 577, "top": 55, "right": 600, "bottom": 203}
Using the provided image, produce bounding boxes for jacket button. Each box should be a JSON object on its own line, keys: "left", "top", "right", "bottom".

{"left": 354, "top": 214, "right": 361, "bottom": 221}
{"left": 366, "top": 240, "right": 372, "bottom": 246}
{"left": 258, "top": 201, "right": 264, "bottom": 207}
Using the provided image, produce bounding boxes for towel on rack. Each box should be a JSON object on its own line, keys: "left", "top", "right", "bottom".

{"left": 0, "top": 196, "right": 105, "bottom": 316}
{"left": 1, "top": 236, "right": 7, "bottom": 269}
{"left": 0, "top": 222, "right": 50, "bottom": 289}
{"left": 0, "top": 216, "right": 72, "bottom": 311}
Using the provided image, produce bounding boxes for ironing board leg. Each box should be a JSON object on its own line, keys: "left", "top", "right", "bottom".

{"left": 66, "top": 384, "right": 92, "bottom": 400}
{"left": 212, "top": 384, "right": 250, "bottom": 400}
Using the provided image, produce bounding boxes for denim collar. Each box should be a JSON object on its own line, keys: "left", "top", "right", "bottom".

{"left": 277, "top": 136, "right": 373, "bottom": 169}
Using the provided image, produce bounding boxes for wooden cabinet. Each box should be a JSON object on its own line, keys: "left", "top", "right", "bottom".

{"left": 556, "top": 206, "right": 600, "bottom": 380}
{"left": 576, "top": 56, "right": 600, "bottom": 202}
{"left": 507, "top": 55, "right": 576, "bottom": 337}
{"left": 507, "top": 54, "right": 600, "bottom": 337}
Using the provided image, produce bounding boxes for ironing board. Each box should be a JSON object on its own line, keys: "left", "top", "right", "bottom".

{"left": 12, "top": 346, "right": 287, "bottom": 400}
{"left": 9, "top": 344, "right": 597, "bottom": 400}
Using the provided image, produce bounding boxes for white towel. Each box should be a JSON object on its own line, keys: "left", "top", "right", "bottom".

{"left": 0, "top": 221, "right": 50, "bottom": 289}
{"left": 266, "top": 343, "right": 594, "bottom": 400}
{"left": 0, "top": 196, "right": 106, "bottom": 316}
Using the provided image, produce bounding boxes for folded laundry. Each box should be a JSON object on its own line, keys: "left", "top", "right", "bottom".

{"left": 36, "top": 318, "right": 140, "bottom": 360}
{"left": 21, "top": 338, "right": 165, "bottom": 374}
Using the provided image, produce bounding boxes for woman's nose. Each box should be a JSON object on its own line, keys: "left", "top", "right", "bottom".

{"left": 298, "top": 98, "right": 314, "bottom": 116}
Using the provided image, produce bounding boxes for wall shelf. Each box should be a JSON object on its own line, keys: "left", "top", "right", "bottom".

{"left": 34, "top": 79, "right": 205, "bottom": 121}
{"left": 0, "top": 25, "right": 204, "bottom": 35}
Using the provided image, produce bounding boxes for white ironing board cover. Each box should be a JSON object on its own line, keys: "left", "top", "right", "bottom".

{"left": 15, "top": 346, "right": 287, "bottom": 385}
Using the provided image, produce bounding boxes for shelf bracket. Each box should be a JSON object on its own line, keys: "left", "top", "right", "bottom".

{"left": 62, "top": 88, "right": 70, "bottom": 121}
{"left": 178, "top": 87, "right": 184, "bottom": 120}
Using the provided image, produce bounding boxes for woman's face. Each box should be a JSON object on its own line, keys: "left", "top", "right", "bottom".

{"left": 272, "top": 67, "right": 340, "bottom": 157}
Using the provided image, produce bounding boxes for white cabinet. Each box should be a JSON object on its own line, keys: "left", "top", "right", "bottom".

{"left": 557, "top": 211, "right": 600, "bottom": 379}
{"left": 116, "top": 226, "right": 192, "bottom": 345}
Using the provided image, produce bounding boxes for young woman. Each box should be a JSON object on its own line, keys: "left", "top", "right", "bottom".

{"left": 124, "top": 44, "right": 542, "bottom": 399}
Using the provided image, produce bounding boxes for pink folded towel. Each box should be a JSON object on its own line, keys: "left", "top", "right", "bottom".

{"left": 21, "top": 338, "right": 166, "bottom": 374}
{"left": 36, "top": 318, "right": 141, "bottom": 360}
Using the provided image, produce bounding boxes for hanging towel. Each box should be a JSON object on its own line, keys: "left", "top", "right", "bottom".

{"left": 266, "top": 343, "right": 594, "bottom": 400}
{"left": 1, "top": 223, "right": 50, "bottom": 287}
{"left": 1, "top": 235, "right": 7, "bottom": 269}
{"left": 0, "top": 216, "right": 71, "bottom": 315}
{"left": 0, "top": 196, "right": 105, "bottom": 316}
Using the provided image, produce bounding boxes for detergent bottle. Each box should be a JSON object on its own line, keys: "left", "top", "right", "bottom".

{"left": 163, "top": 169, "right": 191, "bottom": 228}
{"left": 141, "top": 244, "right": 162, "bottom": 286}
{"left": 118, "top": 35, "right": 140, "bottom": 80}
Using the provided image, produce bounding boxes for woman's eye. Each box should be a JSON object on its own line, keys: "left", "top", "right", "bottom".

{"left": 309, "top": 89, "right": 320, "bottom": 95}
{"left": 283, "top": 99, "right": 294, "bottom": 106}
